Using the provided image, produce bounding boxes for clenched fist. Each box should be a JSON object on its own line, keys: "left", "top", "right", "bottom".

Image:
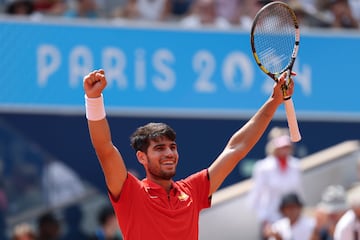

{"left": 83, "top": 69, "right": 107, "bottom": 98}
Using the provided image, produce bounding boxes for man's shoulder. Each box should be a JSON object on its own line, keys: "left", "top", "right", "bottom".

{"left": 177, "top": 169, "right": 209, "bottom": 183}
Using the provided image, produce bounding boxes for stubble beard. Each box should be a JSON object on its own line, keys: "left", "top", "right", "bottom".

{"left": 148, "top": 163, "right": 176, "bottom": 180}
{"left": 153, "top": 168, "right": 176, "bottom": 180}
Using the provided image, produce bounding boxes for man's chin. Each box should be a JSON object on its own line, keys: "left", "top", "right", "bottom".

{"left": 162, "top": 171, "right": 176, "bottom": 180}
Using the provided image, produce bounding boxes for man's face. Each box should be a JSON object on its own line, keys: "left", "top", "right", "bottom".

{"left": 142, "top": 138, "right": 179, "bottom": 180}
{"left": 281, "top": 204, "right": 302, "bottom": 223}
{"left": 197, "top": 0, "right": 216, "bottom": 24}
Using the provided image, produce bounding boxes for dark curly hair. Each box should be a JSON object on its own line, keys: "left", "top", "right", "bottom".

{"left": 130, "top": 122, "right": 176, "bottom": 152}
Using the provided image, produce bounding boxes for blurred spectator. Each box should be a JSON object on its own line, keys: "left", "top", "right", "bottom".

{"left": 32, "top": 0, "right": 67, "bottom": 15}
{"left": 11, "top": 222, "right": 37, "bottom": 240}
{"left": 216, "top": 0, "right": 242, "bottom": 25}
{"left": 180, "top": 0, "right": 231, "bottom": 28}
{"left": 37, "top": 212, "right": 62, "bottom": 240}
{"left": 317, "top": 0, "right": 359, "bottom": 28}
{"left": 62, "top": 204, "right": 89, "bottom": 240}
{"left": 8, "top": 163, "right": 41, "bottom": 212}
{"left": 348, "top": 0, "right": 360, "bottom": 23}
{"left": 314, "top": 185, "right": 348, "bottom": 240}
{"left": 294, "top": 0, "right": 336, "bottom": 28}
{"left": 137, "top": 0, "right": 172, "bottom": 21}
{"left": 4, "top": 0, "right": 34, "bottom": 15}
{"left": 333, "top": 186, "right": 360, "bottom": 239}
{"left": 247, "top": 127, "right": 305, "bottom": 239}
{"left": 89, "top": 205, "right": 123, "bottom": 240}
{"left": 264, "top": 192, "right": 317, "bottom": 240}
{"left": 170, "top": 0, "right": 193, "bottom": 20}
{"left": 238, "top": 0, "right": 271, "bottom": 30}
{"left": 63, "top": 0, "right": 100, "bottom": 18}
{"left": 328, "top": 0, "right": 359, "bottom": 28}
{"left": 42, "top": 157, "right": 87, "bottom": 208}
{"left": 288, "top": 0, "right": 318, "bottom": 28}
{"left": 112, "top": 0, "right": 136, "bottom": 18}
{"left": 114, "top": 0, "right": 172, "bottom": 21}
{"left": 297, "top": 0, "right": 318, "bottom": 14}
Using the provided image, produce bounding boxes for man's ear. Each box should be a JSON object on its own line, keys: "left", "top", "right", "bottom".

{"left": 136, "top": 151, "right": 146, "bottom": 165}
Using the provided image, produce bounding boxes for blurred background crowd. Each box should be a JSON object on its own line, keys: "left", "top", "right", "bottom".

{"left": 0, "top": 119, "right": 124, "bottom": 239}
{"left": 0, "top": 0, "right": 359, "bottom": 29}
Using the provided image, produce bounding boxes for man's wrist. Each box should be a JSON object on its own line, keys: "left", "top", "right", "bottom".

{"left": 85, "top": 94, "right": 106, "bottom": 121}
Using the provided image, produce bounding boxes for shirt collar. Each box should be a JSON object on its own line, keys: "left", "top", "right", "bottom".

{"left": 142, "top": 178, "right": 179, "bottom": 195}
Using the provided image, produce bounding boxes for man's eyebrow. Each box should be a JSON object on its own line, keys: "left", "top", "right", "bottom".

{"left": 153, "top": 142, "right": 176, "bottom": 147}
{"left": 153, "top": 143, "right": 165, "bottom": 147}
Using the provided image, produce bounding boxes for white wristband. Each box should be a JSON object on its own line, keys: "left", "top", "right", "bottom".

{"left": 85, "top": 94, "right": 106, "bottom": 121}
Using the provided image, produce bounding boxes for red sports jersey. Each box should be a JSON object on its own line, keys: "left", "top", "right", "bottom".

{"left": 109, "top": 169, "right": 211, "bottom": 240}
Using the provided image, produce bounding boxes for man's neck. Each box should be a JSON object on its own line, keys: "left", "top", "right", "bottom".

{"left": 147, "top": 177, "right": 173, "bottom": 194}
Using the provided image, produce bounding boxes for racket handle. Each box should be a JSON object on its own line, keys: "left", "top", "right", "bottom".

{"left": 284, "top": 98, "right": 301, "bottom": 142}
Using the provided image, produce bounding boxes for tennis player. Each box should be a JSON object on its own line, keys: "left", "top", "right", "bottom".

{"left": 83, "top": 69, "right": 295, "bottom": 240}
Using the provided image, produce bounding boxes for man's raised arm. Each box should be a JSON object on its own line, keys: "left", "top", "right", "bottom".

{"left": 84, "top": 69, "right": 127, "bottom": 199}
{"left": 208, "top": 72, "right": 296, "bottom": 195}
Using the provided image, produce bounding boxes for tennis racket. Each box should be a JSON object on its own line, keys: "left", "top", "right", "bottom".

{"left": 250, "top": 1, "right": 301, "bottom": 142}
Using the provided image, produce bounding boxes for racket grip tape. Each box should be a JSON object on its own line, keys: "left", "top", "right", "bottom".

{"left": 284, "top": 99, "right": 301, "bottom": 142}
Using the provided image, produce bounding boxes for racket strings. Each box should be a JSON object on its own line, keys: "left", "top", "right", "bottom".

{"left": 253, "top": 5, "right": 296, "bottom": 74}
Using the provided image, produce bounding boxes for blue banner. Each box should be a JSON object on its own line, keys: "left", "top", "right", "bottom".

{"left": 0, "top": 19, "right": 359, "bottom": 119}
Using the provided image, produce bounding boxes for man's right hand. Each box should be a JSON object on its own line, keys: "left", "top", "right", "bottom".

{"left": 83, "top": 69, "right": 107, "bottom": 98}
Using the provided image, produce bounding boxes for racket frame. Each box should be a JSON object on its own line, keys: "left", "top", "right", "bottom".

{"left": 250, "top": 1, "right": 300, "bottom": 83}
